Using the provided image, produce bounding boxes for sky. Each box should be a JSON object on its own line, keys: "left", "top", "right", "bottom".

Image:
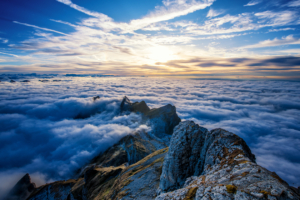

{"left": 0, "top": 0, "right": 300, "bottom": 79}
{"left": 0, "top": 77, "right": 300, "bottom": 198}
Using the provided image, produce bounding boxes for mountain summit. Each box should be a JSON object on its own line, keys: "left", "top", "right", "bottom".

{"left": 6, "top": 97, "right": 300, "bottom": 200}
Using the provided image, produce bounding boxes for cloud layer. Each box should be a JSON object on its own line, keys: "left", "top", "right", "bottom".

{"left": 0, "top": 76, "right": 300, "bottom": 198}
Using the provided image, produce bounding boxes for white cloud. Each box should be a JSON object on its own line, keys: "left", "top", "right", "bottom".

{"left": 268, "top": 27, "right": 296, "bottom": 32}
{"left": 13, "top": 21, "right": 68, "bottom": 35}
{"left": 0, "top": 38, "right": 8, "bottom": 44}
{"left": 206, "top": 8, "right": 225, "bottom": 18}
{"left": 255, "top": 10, "right": 297, "bottom": 26}
{"left": 56, "top": 0, "right": 111, "bottom": 19}
{"left": 286, "top": 0, "right": 300, "bottom": 7}
{"left": 243, "top": 35, "right": 300, "bottom": 49}
{"left": 244, "top": 0, "right": 262, "bottom": 6}
{"left": 0, "top": 52, "right": 19, "bottom": 57}
{"left": 56, "top": 0, "right": 215, "bottom": 33}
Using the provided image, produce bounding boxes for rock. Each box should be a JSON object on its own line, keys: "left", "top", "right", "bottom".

{"left": 27, "top": 180, "right": 77, "bottom": 200}
{"left": 145, "top": 104, "right": 181, "bottom": 140}
{"left": 87, "top": 97, "right": 180, "bottom": 169}
{"left": 5, "top": 173, "right": 36, "bottom": 200}
{"left": 87, "top": 127, "right": 169, "bottom": 170}
{"left": 92, "top": 96, "right": 100, "bottom": 101}
{"left": 10, "top": 80, "right": 16, "bottom": 83}
{"left": 20, "top": 80, "right": 30, "bottom": 82}
{"left": 98, "top": 148, "right": 168, "bottom": 200}
{"left": 156, "top": 120, "right": 299, "bottom": 200}
{"left": 39, "top": 80, "right": 49, "bottom": 82}
{"left": 120, "top": 96, "right": 150, "bottom": 114}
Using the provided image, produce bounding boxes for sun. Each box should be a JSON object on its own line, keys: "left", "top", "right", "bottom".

{"left": 146, "top": 46, "right": 176, "bottom": 63}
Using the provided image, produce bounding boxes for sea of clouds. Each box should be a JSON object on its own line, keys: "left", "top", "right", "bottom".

{"left": 0, "top": 76, "right": 300, "bottom": 197}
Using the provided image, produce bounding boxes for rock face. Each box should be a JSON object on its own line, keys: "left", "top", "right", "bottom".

{"left": 156, "top": 121, "right": 300, "bottom": 200}
{"left": 27, "top": 180, "right": 77, "bottom": 200}
{"left": 7, "top": 98, "right": 300, "bottom": 200}
{"left": 5, "top": 174, "right": 36, "bottom": 200}
{"left": 120, "top": 96, "right": 150, "bottom": 114}
{"left": 87, "top": 96, "right": 180, "bottom": 169}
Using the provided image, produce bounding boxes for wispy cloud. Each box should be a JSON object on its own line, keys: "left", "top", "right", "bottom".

{"left": 13, "top": 21, "right": 68, "bottom": 35}
{"left": 0, "top": 38, "right": 8, "bottom": 44}
{"left": 56, "top": 0, "right": 110, "bottom": 19}
{"left": 286, "top": 0, "right": 300, "bottom": 7}
{"left": 56, "top": 0, "right": 215, "bottom": 33}
{"left": 244, "top": 0, "right": 262, "bottom": 6}
{"left": 206, "top": 8, "right": 225, "bottom": 18}
{"left": 243, "top": 35, "right": 300, "bottom": 49}
{"left": 0, "top": 52, "right": 19, "bottom": 57}
{"left": 268, "top": 27, "right": 296, "bottom": 32}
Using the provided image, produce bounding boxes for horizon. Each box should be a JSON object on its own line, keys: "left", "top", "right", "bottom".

{"left": 0, "top": 0, "right": 300, "bottom": 79}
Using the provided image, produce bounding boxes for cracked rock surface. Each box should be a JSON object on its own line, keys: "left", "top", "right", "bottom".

{"left": 156, "top": 121, "right": 299, "bottom": 200}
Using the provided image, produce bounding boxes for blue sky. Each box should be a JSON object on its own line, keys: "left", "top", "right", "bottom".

{"left": 0, "top": 0, "right": 300, "bottom": 79}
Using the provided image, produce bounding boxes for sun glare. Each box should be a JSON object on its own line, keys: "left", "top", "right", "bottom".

{"left": 146, "top": 46, "right": 176, "bottom": 63}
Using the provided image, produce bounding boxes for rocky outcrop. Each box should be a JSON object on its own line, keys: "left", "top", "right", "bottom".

{"left": 86, "top": 97, "right": 180, "bottom": 169}
{"left": 8, "top": 98, "right": 299, "bottom": 200}
{"left": 145, "top": 104, "right": 181, "bottom": 141}
{"left": 120, "top": 96, "right": 150, "bottom": 114}
{"left": 5, "top": 174, "right": 36, "bottom": 200}
{"left": 156, "top": 121, "right": 300, "bottom": 200}
{"left": 27, "top": 180, "right": 77, "bottom": 200}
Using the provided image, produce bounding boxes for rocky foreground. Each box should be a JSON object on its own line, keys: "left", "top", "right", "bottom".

{"left": 6, "top": 97, "right": 300, "bottom": 200}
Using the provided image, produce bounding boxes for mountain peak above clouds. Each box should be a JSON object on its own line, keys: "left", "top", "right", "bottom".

{"left": 6, "top": 97, "right": 300, "bottom": 200}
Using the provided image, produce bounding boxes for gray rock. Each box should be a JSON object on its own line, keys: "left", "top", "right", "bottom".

{"left": 156, "top": 120, "right": 299, "bottom": 200}
{"left": 5, "top": 173, "right": 36, "bottom": 200}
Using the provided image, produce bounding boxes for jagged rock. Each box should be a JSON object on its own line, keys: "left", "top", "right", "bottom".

{"left": 39, "top": 80, "right": 49, "bottom": 82}
{"left": 87, "top": 97, "right": 180, "bottom": 168}
{"left": 120, "top": 96, "right": 150, "bottom": 114}
{"left": 156, "top": 121, "right": 300, "bottom": 200}
{"left": 89, "top": 133, "right": 160, "bottom": 167}
{"left": 27, "top": 180, "right": 77, "bottom": 200}
{"left": 99, "top": 148, "right": 168, "bottom": 200}
{"left": 70, "top": 165, "right": 126, "bottom": 200}
{"left": 5, "top": 173, "right": 36, "bottom": 200}
{"left": 92, "top": 96, "right": 100, "bottom": 101}
{"left": 145, "top": 104, "right": 181, "bottom": 140}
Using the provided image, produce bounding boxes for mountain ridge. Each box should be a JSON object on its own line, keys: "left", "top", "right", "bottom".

{"left": 5, "top": 97, "right": 300, "bottom": 200}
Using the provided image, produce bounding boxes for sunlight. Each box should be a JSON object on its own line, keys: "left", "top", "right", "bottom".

{"left": 146, "top": 46, "right": 176, "bottom": 63}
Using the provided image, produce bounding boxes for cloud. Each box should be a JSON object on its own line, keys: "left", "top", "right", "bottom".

{"left": 206, "top": 8, "right": 225, "bottom": 18}
{"left": 243, "top": 35, "right": 300, "bottom": 49}
{"left": 0, "top": 77, "right": 300, "bottom": 198}
{"left": 0, "top": 94, "right": 150, "bottom": 198}
{"left": 268, "top": 27, "right": 296, "bottom": 32}
{"left": 0, "top": 38, "right": 8, "bottom": 44}
{"left": 56, "top": 0, "right": 214, "bottom": 33}
{"left": 13, "top": 21, "right": 68, "bottom": 36}
{"left": 56, "top": 0, "right": 110, "bottom": 19}
{"left": 128, "top": 0, "right": 215, "bottom": 31}
{"left": 244, "top": 0, "right": 262, "bottom": 6}
{"left": 0, "top": 52, "right": 19, "bottom": 57}
{"left": 286, "top": 0, "right": 300, "bottom": 7}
